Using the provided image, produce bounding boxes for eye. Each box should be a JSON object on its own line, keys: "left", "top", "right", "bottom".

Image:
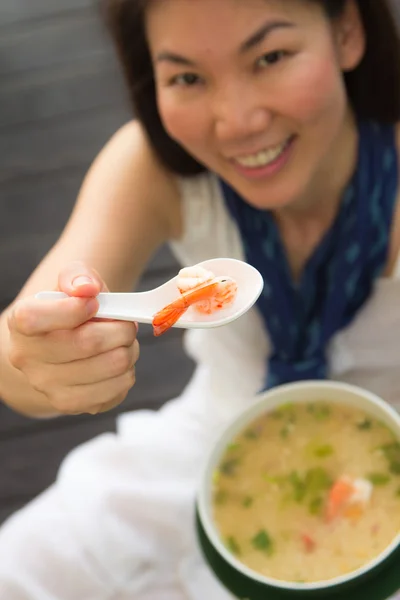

{"left": 256, "top": 51, "right": 286, "bottom": 69}
{"left": 169, "top": 73, "right": 201, "bottom": 87}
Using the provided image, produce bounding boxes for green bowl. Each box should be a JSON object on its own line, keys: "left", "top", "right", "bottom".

{"left": 196, "top": 381, "right": 400, "bottom": 599}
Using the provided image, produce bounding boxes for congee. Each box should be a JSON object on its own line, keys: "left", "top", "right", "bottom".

{"left": 212, "top": 401, "right": 400, "bottom": 583}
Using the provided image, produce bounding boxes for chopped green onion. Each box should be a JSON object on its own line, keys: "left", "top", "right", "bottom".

{"left": 226, "top": 536, "right": 241, "bottom": 555}
{"left": 251, "top": 529, "right": 274, "bottom": 555}
{"left": 227, "top": 443, "right": 241, "bottom": 452}
{"left": 289, "top": 471, "right": 307, "bottom": 503}
{"left": 308, "top": 496, "right": 324, "bottom": 516}
{"left": 212, "top": 470, "right": 220, "bottom": 484}
{"left": 304, "top": 467, "right": 332, "bottom": 494}
{"left": 220, "top": 458, "right": 240, "bottom": 476}
{"left": 214, "top": 490, "right": 229, "bottom": 505}
{"left": 263, "top": 473, "right": 285, "bottom": 486}
{"left": 380, "top": 442, "right": 400, "bottom": 474}
{"left": 244, "top": 429, "right": 258, "bottom": 440}
{"left": 242, "top": 496, "right": 254, "bottom": 508}
{"left": 367, "top": 473, "right": 391, "bottom": 486}
{"left": 357, "top": 418, "right": 373, "bottom": 430}
{"left": 307, "top": 403, "right": 331, "bottom": 420}
{"left": 313, "top": 444, "right": 334, "bottom": 458}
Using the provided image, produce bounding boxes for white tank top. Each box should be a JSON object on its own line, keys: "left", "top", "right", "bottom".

{"left": 170, "top": 172, "right": 400, "bottom": 411}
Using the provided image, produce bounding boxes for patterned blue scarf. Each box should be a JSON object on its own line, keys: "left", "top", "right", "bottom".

{"left": 221, "top": 121, "right": 398, "bottom": 389}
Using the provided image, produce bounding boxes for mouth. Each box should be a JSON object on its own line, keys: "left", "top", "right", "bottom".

{"left": 232, "top": 137, "right": 293, "bottom": 168}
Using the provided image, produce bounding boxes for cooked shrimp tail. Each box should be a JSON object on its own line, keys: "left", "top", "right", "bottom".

{"left": 152, "top": 277, "right": 233, "bottom": 336}
{"left": 152, "top": 298, "right": 188, "bottom": 337}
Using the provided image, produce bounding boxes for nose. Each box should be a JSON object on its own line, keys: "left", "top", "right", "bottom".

{"left": 213, "top": 82, "right": 272, "bottom": 143}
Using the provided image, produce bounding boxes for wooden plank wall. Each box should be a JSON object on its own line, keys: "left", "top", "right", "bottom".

{"left": 0, "top": 1, "right": 194, "bottom": 524}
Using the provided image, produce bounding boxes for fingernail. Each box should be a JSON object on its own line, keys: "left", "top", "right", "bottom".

{"left": 73, "top": 276, "right": 92, "bottom": 288}
{"left": 85, "top": 298, "right": 98, "bottom": 315}
{"left": 134, "top": 322, "right": 139, "bottom": 333}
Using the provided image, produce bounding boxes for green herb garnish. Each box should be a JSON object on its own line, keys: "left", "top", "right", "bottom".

{"left": 367, "top": 473, "right": 391, "bottom": 486}
{"left": 263, "top": 473, "right": 285, "bottom": 486}
{"left": 307, "top": 403, "right": 331, "bottom": 421}
{"left": 244, "top": 429, "right": 259, "bottom": 440}
{"left": 286, "top": 468, "right": 332, "bottom": 504}
{"left": 251, "top": 529, "right": 274, "bottom": 555}
{"left": 212, "top": 470, "right": 220, "bottom": 484}
{"left": 226, "top": 536, "right": 241, "bottom": 555}
{"left": 304, "top": 467, "right": 332, "bottom": 495}
{"left": 381, "top": 442, "right": 400, "bottom": 474}
{"left": 308, "top": 496, "right": 324, "bottom": 516}
{"left": 227, "top": 443, "right": 241, "bottom": 452}
{"left": 289, "top": 471, "right": 307, "bottom": 503}
{"left": 313, "top": 444, "right": 334, "bottom": 458}
{"left": 242, "top": 496, "right": 254, "bottom": 508}
{"left": 357, "top": 418, "right": 373, "bottom": 430}
{"left": 220, "top": 458, "right": 240, "bottom": 476}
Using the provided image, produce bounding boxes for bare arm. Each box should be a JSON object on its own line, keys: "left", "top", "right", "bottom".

{"left": 0, "top": 120, "right": 182, "bottom": 416}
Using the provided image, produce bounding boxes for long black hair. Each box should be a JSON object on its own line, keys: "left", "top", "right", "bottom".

{"left": 100, "top": 0, "right": 400, "bottom": 175}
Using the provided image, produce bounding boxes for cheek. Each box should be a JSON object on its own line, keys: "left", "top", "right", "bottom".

{"left": 157, "top": 92, "right": 208, "bottom": 150}
{"left": 281, "top": 55, "right": 346, "bottom": 127}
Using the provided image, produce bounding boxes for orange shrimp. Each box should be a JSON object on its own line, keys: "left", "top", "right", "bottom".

{"left": 325, "top": 476, "right": 372, "bottom": 522}
{"left": 326, "top": 477, "right": 356, "bottom": 522}
{"left": 152, "top": 277, "right": 238, "bottom": 337}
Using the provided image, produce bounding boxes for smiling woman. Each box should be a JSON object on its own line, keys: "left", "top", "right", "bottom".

{"left": 102, "top": 0, "right": 400, "bottom": 176}
{"left": 1, "top": 0, "right": 400, "bottom": 599}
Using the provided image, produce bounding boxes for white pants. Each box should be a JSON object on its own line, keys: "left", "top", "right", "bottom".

{"left": 0, "top": 368, "right": 241, "bottom": 600}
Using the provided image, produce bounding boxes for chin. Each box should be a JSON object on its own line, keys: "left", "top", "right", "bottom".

{"left": 228, "top": 177, "right": 306, "bottom": 212}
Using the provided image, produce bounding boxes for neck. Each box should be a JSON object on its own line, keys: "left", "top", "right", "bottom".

{"left": 272, "top": 109, "right": 359, "bottom": 280}
{"left": 274, "top": 109, "right": 358, "bottom": 228}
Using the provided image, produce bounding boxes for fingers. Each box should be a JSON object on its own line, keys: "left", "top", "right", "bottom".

{"left": 41, "top": 320, "right": 138, "bottom": 363}
{"left": 57, "top": 261, "right": 109, "bottom": 297}
{"left": 25, "top": 339, "right": 140, "bottom": 389}
{"left": 43, "top": 369, "right": 136, "bottom": 415}
{"left": 9, "top": 296, "right": 99, "bottom": 336}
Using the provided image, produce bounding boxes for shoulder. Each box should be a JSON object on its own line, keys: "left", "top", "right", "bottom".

{"left": 91, "top": 119, "right": 184, "bottom": 238}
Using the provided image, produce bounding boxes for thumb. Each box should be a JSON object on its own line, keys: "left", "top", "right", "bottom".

{"left": 58, "top": 261, "right": 110, "bottom": 298}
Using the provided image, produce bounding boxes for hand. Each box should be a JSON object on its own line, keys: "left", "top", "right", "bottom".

{"left": 7, "top": 261, "right": 139, "bottom": 415}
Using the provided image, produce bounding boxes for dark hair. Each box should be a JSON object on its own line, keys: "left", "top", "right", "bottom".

{"left": 100, "top": 0, "right": 400, "bottom": 176}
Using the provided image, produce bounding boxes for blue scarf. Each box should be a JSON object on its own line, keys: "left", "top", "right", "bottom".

{"left": 221, "top": 121, "right": 398, "bottom": 389}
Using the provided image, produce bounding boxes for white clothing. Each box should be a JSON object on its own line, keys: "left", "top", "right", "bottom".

{"left": 1, "top": 171, "right": 400, "bottom": 599}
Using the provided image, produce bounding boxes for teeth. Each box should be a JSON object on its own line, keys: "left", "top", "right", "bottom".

{"left": 235, "top": 141, "right": 287, "bottom": 168}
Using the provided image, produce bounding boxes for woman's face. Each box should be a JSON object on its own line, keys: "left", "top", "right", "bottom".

{"left": 146, "top": 0, "right": 364, "bottom": 210}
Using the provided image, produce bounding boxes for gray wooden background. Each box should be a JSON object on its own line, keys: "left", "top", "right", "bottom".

{"left": 0, "top": 0, "right": 194, "bottom": 525}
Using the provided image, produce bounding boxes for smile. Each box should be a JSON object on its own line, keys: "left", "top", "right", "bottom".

{"left": 233, "top": 139, "right": 291, "bottom": 168}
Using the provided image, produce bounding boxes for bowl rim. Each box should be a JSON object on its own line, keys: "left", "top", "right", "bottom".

{"left": 197, "top": 380, "right": 400, "bottom": 591}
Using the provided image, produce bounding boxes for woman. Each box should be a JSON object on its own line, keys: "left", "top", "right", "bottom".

{"left": 0, "top": 0, "right": 399, "bottom": 598}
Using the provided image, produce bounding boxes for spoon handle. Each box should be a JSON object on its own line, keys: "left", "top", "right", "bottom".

{"left": 35, "top": 291, "right": 152, "bottom": 323}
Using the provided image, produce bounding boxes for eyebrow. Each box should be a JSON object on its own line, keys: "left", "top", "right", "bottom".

{"left": 155, "top": 19, "right": 294, "bottom": 66}
{"left": 240, "top": 20, "right": 294, "bottom": 53}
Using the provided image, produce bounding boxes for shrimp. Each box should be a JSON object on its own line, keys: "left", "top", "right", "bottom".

{"left": 326, "top": 476, "right": 372, "bottom": 522}
{"left": 152, "top": 276, "right": 238, "bottom": 336}
{"left": 176, "top": 266, "right": 215, "bottom": 294}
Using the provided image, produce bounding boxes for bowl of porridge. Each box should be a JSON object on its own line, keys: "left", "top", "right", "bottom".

{"left": 196, "top": 381, "right": 400, "bottom": 599}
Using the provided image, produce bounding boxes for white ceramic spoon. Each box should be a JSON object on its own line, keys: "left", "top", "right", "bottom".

{"left": 35, "top": 258, "right": 263, "bottom": 330}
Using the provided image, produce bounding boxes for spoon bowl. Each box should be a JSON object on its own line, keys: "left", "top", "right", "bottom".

{"left": 35, "top": 258, "right": 264, "bottom": 330}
